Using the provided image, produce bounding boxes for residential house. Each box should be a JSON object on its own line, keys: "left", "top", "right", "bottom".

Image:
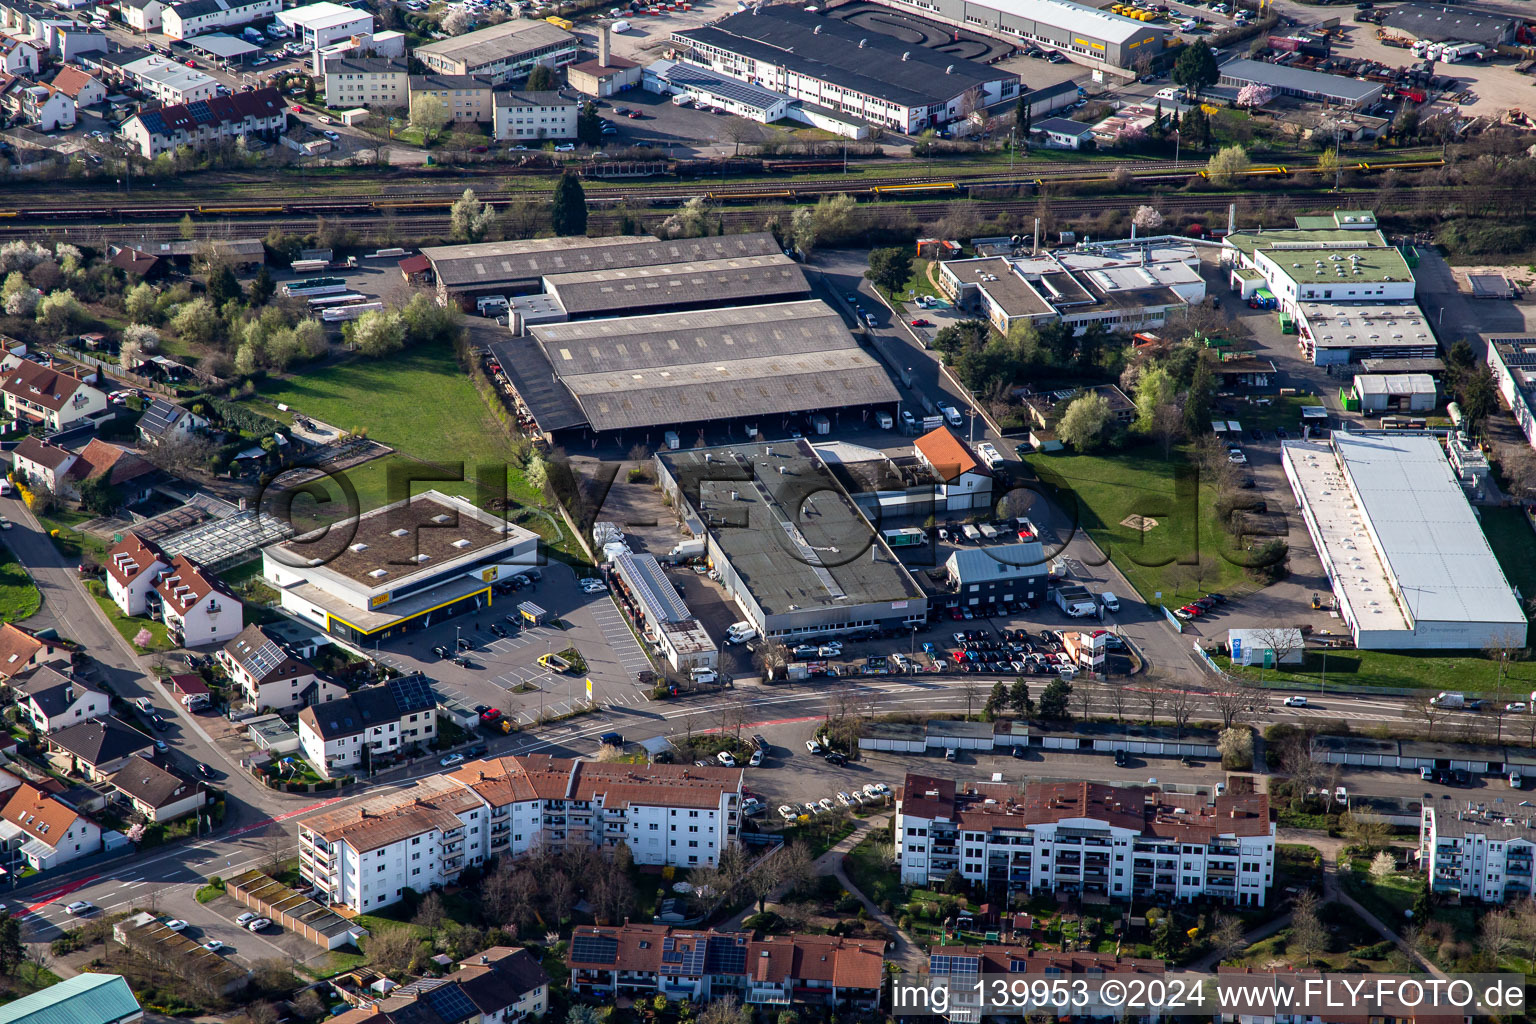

{"left": 137, "top": 398, "right": 208, "bottom": 446}
{"left": 0, "top": 34, "right": 40, "bottom": 74}
{"left": 566, "top": 924, "right": 884, "bottom": 1010}
{"left": 0, "top": 621, "right": 71, "bottom": 682}
{"left": 0, "top": 781, "right": 102, "bottom": 870}
{"left": 118, "top": 53, "right": 218, "bottom": 105}
{"left": 11, "top": 666, "right": 107, "bottom": 734}
{"left": 160, "top": 0, "right": 280, "bottom": 40}
{"left": 116, "top": 0, "right": 167, "bottom": 32}
{"left": 491, "top": 90, "right": 576, "bottom": 142}
{"left": 0, "top": 360, "right": 107, "bottom": 432}
{"left": 296, "top": 676, "right": 437, "bottom": 778}
{"left": 408, "top": 74, "right": 494, "bottom": 124}
{"left": 0, "top": 973, "right": 140, "bottom": 1024}
{"left": 153, "top": 555, "right": 241, "bottom": 648}
{"left": 912, "top": 425, "right": 992, "bottom": 511}
{"left": 219, "top": 623, "right": 344, "bottom": 712}
{"left": 49, "top": 65, "right": 106, "bottom": 107}
{"left": 896, "top": 774, "right": 1276, "bottom": 906}
{"left": 104, "top": 532, "right": 169, "bottom": 616}
{"left": 108, "top": 245, "right": 162, "bottom": 280}
{"left": 0, "top": 74, "right": 74, "bottom": 129}
{"left": 298, "top": 755, "right": 743, "bottom": 912}
{"left": 119, "top": 87, "right": 286, "bottom": 159}
{"left": 10, "top": 436, "right": 73, "bottom": 495}
{"left": 1031, "top": 116, "right": 1094, "bottom": 149}
{"left": 47, "top": 716, "right": 156, "bottom": 780}
{"left": 322, "top": 56, "right": 408, "bottom": 109}
{"left": 330, "top": 947, "right": 549, "bottom": 1024}
{"left": 109, "top": 755, "right": 205, "bottom": 822}
{"left": 60, "top": 438, "right": 157, "bottom": 506}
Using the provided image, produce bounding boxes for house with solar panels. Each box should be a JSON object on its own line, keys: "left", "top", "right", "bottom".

{"left": 328, "top": 946, "right": 548, "bottom": 1024}
{"left": 219, "top": 623, "right": 345, "bottom": 712}
{"left": 118, "top": 86, "right": 286, "bottom": 159}
{"left": 137, "top": 397, "right": 208, "bottom": 446}
{"left": 296, "top": 675, "right": 437, "bottom": 777}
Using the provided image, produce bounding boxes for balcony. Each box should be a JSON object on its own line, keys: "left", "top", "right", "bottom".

{"left": 932, "top": 844, "right": 958, "bottom": 856}
{"left": 490, "top": 824, "right": 510, "bottom": 836}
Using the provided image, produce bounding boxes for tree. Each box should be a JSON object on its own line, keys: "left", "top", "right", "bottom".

{"left": 1315, "top": 146, "right": 1342, "bottom": 185}
{"left": 1009, "top": 677, "right": 1034, "bottom": 718}
{"left": 1132, "top": 205, "right": 1164, "bottom": 232}
{"left": 660, "top": 196, "right": 713, "bottom": 239}
{"left": 1174, "top": 43, "right": 1219, "bottom": 93}
{"left": 171, "top": 297, "right": 219, "bottom": 345}
{"left": 576, "top": 101, "right": 603, "bottom": 147}
{"left": 1057, "top": 392, "right": 1112, "bottom": 451}
{"left": 1370, "top": 850, "right": 1396, "bottom": 880}
{"left": 0, "top": 913, "right": 21, "bottom": 977}
{"left": 450, "top": 188, "right": 497, "bottom": 243}
{"left": 1287, "top": 891, "right": 1327, "bottom": 966}
{"left": 865, "top": 247, "right": 914, "bottom": 295}
{"left": 1168, "top": 686, "right": 1195, "bottom": 737}
{"left": 207, "top": 263, "right": 241, "bottom": 307}
{"left": 1483, "top": 910, "right": 1517, "bottom": 966}
{"left": 1209, "top": 913, "right": 1246, "bottom": 964}
{"left": 178, "top": 213, "right": 196, "bottom": 240}
{"left": 1039, "top": 678, "right": 1072, "bottom": 721}
{"left": 305, "top": 76, "right": 317, "bottom": 102}
{"left": 1342, "top": 811, "right": 1390, "bottom": 852}
{"left": 1218, "top": 726, "right": 1254, "bottom": 770}
{"left": 754, "top": 641, "right": 790, "bottom": 681}
{"left": 1458, "top": 364, "right": 1497, "bottom": 438}
{"left": 364, "top": 926, "right": 421, "bottom": 975}
{"left": 442, "top": 5, "right": 474, "bottom": 33}
{"left": 1236, "top": 83, "right": 1273, "bottom": 108}
{"left": 249, "top": 266, "right": 275, "bottom": 306}
{"left": 1180, "top": 104, "right": 1211, "bottom": 150}
{"left": 345, "top": 309, "right": 406, "bottom": 357}
{"left": 1184, "top": 357, "right": 1215, "bottom": 437}
{"left": 551, "top": 172, "right": 588, "bottom": 237}
{"left": 524, "top": 64, "right": 557, "bottom": 91}
{"left": 412, "top": 891, "right": 446, "bottom": 930}
{"left": 985, "top": 680, "right": 1009, "bottom": 718}
{"left": 123, "top": 323, "right": 160, "bottom": 352}
{"left": 35, "top": 290, "right": 86, "bottom": 333}
{"left": 119, "top": 340, "right": 143, "bottom": 373}
{"left": 125, "top": 281, "right": 159, "bottom": 322}
{"left": 411, "top": 94, "right": 451, "bottom": 142}
{"left": 1206, "top": 145, "right": 1251, "bottom": 187}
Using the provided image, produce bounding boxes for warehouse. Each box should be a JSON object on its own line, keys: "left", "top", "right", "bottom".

{"left": 419, "top": 232, "right": 783, "bottom": 308}
{"left": 671, "top": 6, "right": 1019, "bottom": 134}
{"left": 870, "top": 0, "right": 1166, "bottom": 70}
{"left": 655, "top": 439, "right": 928, "bottom": 642}
{"left": 644, "top": 59, "right": 790, "bottom": 124}
{"left": 541, "top": 255, "right": 808, "bottom": 321}
{"left": 1381, "top": 3, "right": 1516, "bottom": 46}
{"left": 610, "top": 551, "right": 717, "bottom": 674}
{"left": 414, "top": 18, "right": 578, "bottom": 84}
{"left": 1295, "top": 302, "right": 1435, "bottom": 366}
{"left": 1351, "top": 373, "right": 1437, "bottom": 414}
{"left": 1282, "top": 433, "right": 1526, "bottom": 650}
{"left": 486, "top": 299, "right": 899, "bottom": 440}
{"left": 1216, "top": 58, "right": 1383, "bottom": 110}
{"left": 275, "top": 1, "right": 373, "bottom": 51}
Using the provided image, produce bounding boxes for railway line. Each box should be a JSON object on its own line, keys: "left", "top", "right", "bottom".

{"left": 0, "top": 157, "right": 1453, "bottom": 224}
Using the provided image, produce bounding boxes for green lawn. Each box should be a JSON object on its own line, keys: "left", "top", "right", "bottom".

{"left": 1480, "top": 505, "right": 1536, "bottom": 602}
{"left": 842, "top": 834, "right": 902, "bottom": 909}
{"left": 0, "top": 546, "right": 40, "bottom": 622}
{"left": 878, "top": 257, "right": 942, "bottom": 307}
{"left": 93, "top": 594, "right": 171, "bottom": 653}
{"left": 1026, "top": 444, "right": 1253, "bottom": 606}
{"left": 1218, "top": 648, "right": 1536, "bottom": 693}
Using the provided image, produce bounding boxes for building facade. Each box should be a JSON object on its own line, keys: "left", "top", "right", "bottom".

{"left": 0, "top": 361, "right": 106, "bottom": 432}
{"left": 119, "top": 86, "right": 286, "bottom": 158}
{"left": 105, "top": 533, "right": 169, "bottom": 617}
{"left": 219, "top": 623, "right": 345, "bottom": 712}
{"left": 296, "top": 677, "right": 437, "bottom": 778}
{"left": 153, "top": 555, "right": 241, "bottom": 648}
{"left": 1421, "top": 806, "right": 1535, "bottom": 903}
{"left": 0, "top": 782, "right": 102, "bottom": 871}
{"left": 13, "top": 667, "right": 107, "bottom": 734}
{"left": 322, "top": 55, "right": 407, "bottom": 108}
{"left": 160, "top": 0, "right": 280, "bottom": 40}
{"left": 873, "top": 0, "right": 1166, "bottom": 69}
{"left": 491, "top": 89, "right": 576, "bottom": 141}
{"left": 414, "top": 19, "right": 577, "bottom": 83}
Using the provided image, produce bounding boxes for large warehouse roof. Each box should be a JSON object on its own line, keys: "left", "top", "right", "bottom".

{"left": 414, "top": 18, "right": 576, "bottom": 66}
{"left": 421, "top": 232, "right": 782, "bottom": 291}
{"left": 1285, "top": 434, "right": 1526, "bottom": 637}
{"left": 673, "top": 7, "right": 1015, "bottom": 110}
{"left": 983, "top": 0, "right": 1164, "bottom": 45}
{"left": 543, "top": 254, "right": 808, "bottom": 317}
{"left": 527, "top": 300, "right": 897, "bottom": 433}
{"left": 1218, "top": 58, "right": 1382, "bottom": 104}
{"left": 1381, "top": 3, "right": 1515, "bottom": 45}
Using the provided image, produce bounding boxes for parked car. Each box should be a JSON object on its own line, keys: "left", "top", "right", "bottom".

{"left": 716, "top": 750, "right": 737, "bottom": 767}
{"left": 439, "top": 753, "right": 465, "bottom": 767}
{"left": 236, "top": 912, "right": 258, "bottom": 926}
{"left": 164, "top": 919, "right": 187, "bottom": 931}
{"left": 247, "top": 918, "right": 272, "bottom": 932}
{"left": 202, "top": 940, "right": 224, "bottom": 952}
{"left": 804, "top": 738, "right": 822, "bottom": 754}
{"left": 778, "top": 804, "right": 798, "bottom": 821}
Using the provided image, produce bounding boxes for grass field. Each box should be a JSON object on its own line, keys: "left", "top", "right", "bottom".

{"left": 1217, "top": 647, "right": 1536, "bottom": 693}
{"left": 249, "top": 340, "right": 570, "bottom": 554}
{"left": 0, "top": 546, "right": 39, "bottom": 623}
{"left": 1026, "top": 444, "right": 1253, "bottom": 606}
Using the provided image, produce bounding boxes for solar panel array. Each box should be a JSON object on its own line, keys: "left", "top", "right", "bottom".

{"left": 661, "top": 936, "right": 706, "bottom": 975}
{"left": 241, "top": 635, "right": 288, "bottom": 680}
{"left": 388, "top": 673, "right": 437, "bottom": 714}
{"left": 929, "top": 953, "right": 982, "bottom": 976}
{"left": 704, "top": 935, "right": 748, "bottom": 975}
{"left": 570, "top": 934, "right": 618, "bottom": 964}
{"left": 419, "top": 982, "right": 477, "bottom": 1024}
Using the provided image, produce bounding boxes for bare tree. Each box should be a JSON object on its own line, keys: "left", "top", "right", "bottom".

{"left": 1151, "top": 402, "right": 1184, "bottom": 460}
{"left": 718, "top": 696, "right": 749, "bottom": 743}
{"left": 1107, "top": 683, "right": 1130, "bottom": 724}
{"left": 1247, "top": 626, "right": 1305, "bottom": 680}
{"left": 962, "top": 676, "right": 984, "bottom": 721}
{"left": 754, "top": 641, "right": 790, "bottom": 681}
{"left": 1140, "top": 687, "right": 1164, "bottom": 726}
{"left": 1482, "top": 909, "right": 1518, "bottom": 966}
{"left": 1074, "top": 679, "right": 1097, "bottom": 723}
{"left": 1410, "top": 692, "right": 1446, "bottom": 740}
{"left": 1211, "top": 679, "right": 1266, "bottom": 729}
{"left": 1209, "top": 913, "right": 1247, "bottom": 964}
{"left": 1287, "top": 891, "right": 1328, "bottom": 967}
{"left": 1168, "top": 687, "right": 1196, "bottom": 738}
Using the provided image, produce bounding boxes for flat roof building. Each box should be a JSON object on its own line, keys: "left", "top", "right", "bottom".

{"left": 488, "top": 299, "right": 899, "bottom": 440}
{"left": 1382, "top": 3, "right": 1516, "bottom": 46}
{"left": 655, "top": 439, "right": 926, "bottom": 642}
{"left": 643, "top": 59, "right": 789, "bottom": 124}
{"left": 1352, "top": 373, "right": 1437, "bottom": 414}
{"left": 542, "top": 254, "right": 808, "bottom": 320}
{"left": 610, "top": 551, "right": 716, "bottom": 674}
{"left": 261, "top": 490, "right": 539, "bottom": 642}
{"left": 414, "top": 19, "right": 578, "bottom": 84}
{"left": 1216, "top": 58, "right": 1383, "bottom": 109}
{"left": 869, "top": 0, "right": 1166, "bottom": 70}
{"left": 671, "top": 7, "right": 1019, "bottom": 134}
{"left": 1282, "top": 433, "right": 1526, "bottom": 650}
{"left": 1487, "top": 335, "right": 1536, "bottom": 452}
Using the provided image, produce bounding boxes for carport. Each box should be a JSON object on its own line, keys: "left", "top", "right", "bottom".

{"left": 187, "top": 33, "right": 260, "bottom": 64}
{"left": 518, "top": 601, "right": 548, "bottom": 626}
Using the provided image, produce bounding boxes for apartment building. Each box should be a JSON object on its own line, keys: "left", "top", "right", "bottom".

{"left": 296, "top": 675, "right": 437, "bottom": 778}
{"left": 492, "top": 89, "right": 576, "bottom": 142}
{"left": 104, "top": 533, "right": 169, "bottom": 617}
{"left": 409, "top": 74, "right": 493, "bottom": 124}
{"left": 11, "top": 667, "right": 107, "bottom": 734}
{"left": 116, "top": 0, "right": 167, "bottom": 32}
{"left": 0, "top": 360, "right": 106, "bottom": 432}
{"left": 218, "top": 623, "right": 344, "bottom": 712}
{"left": 0, "top": 34, "right": 40, "bottom": 74}
{"left": 119, "top": 87, "right": 286, "bottom": 159}
{"left": 1421, "top": 805, "right": 1535, "bottom": 903}
{"left": 567, "top": 923, "right": 884, "bottom": 1010}
{"left": 896, "top": 775, "right": 1276, "bottom": 906}
{"left": 160, "top": 0, "right": 280, "bottom": 41}
{"left": 153, "top": 555, "right": 241, "bottom": 648}
{"left": 299, "top": 755, "right": 743, "bottom": 912}
{"left": 322, "top": 56, "right": 407, "bottom": 109}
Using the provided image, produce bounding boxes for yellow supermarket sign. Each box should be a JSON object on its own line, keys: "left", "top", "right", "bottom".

{"left": 1074, "top": 37, "right": 1106, "bottom": 49}
{"left": 369, "top": 593, "right": 391, "bottom": 609}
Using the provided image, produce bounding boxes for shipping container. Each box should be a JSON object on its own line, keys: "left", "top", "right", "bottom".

{"left": 882, "top": 527, "right": 927, "bottom": 548}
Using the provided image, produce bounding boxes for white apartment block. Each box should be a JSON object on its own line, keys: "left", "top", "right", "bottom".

{"left": 897, "top": 775, "right": 1276, "bottom": 907}
{"left": 323, "top": 55, "right": 407, "bottom": 108}
{"left": 161, "top": 0, "right": 279, "bottom": 41}
{"left": 105, "top": 533, "right": 169, "bottom": 617}
{"left": 153, "top": 554, "right": 241, "bottom": 648}
{"left": 299, "top": 755, "right": 742, "bottom": 912}
{"left": 492, "top": 89, "right": 576, "bottom": 142}
{"left": 1421, "top": 806, "right": 1536, "bottom": 903}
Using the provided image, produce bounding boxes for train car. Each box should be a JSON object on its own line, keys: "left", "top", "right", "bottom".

{"left": 707, "top": 189, "right": 793, "bottom": 201}
{"left": 372, "top": 199, "right": 456, "bottom": 210}
{"left": 869, "top": 182, "right": 959, "bottom": 196}
{"left": 199, "top": 206, "right": 283, "bottom": 214}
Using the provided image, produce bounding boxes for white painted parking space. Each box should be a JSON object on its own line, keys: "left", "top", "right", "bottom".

{"left": 587, "top": 599, "right": 653, "bottom": 681}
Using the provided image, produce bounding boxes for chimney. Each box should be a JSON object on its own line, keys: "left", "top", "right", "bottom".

{"left": 480, "top": 955, "right": 489, "bottom": 964}
{"left": 599, "top": 24, "right": 611, "bottom": 68}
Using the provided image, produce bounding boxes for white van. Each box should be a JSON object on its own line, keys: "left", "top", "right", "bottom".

{"left": 1156, "top": 86, "right": 1182, "bottom": 101}
{"left": 1100, "top": 592, "right": 1120, "bottom": 613}
{"left": 940, "top": 404, "right": 962, "bottom": 427}
{"left": 691, "top": 666, "right": 718, "bottom": 685}
{"left": 874, "top": 410, "right": 893, "bottom": 429}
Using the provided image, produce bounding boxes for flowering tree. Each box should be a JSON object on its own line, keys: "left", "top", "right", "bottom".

{"left": 1119, "top": 123, "right": 1148, "bottom": 146}
{"left": 1133, "top": 205, "right": 1165, "bottom": 231}
{"left": 126, "top": 823, "right": 146, "bottom": 844}
{"left": 1236, "top": 84, "right": 1273, "bottom": 108}
{"left": 133, "top": 628, "right": 153, "bottom": 649}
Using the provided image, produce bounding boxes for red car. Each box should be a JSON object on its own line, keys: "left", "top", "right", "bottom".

{"left": 479, "top": 708, "right": 502, "bottom": 722}
{"left": 184, "top": 59, "right": 197, "bottom": 67}
{"left": 909, "top": 318, "right": 931, "bottom": 327}
{"left": 626, "top": 110, "right": 644, "bottom": 119}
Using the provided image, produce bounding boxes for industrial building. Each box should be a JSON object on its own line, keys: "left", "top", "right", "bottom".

{"left": 1282, "top": 433, "right": 1526, "bottom": 650}
{"left": 1351, "top": 373, "right": 1437, "bottom": 414}
{"left": 1216, "top": 58, "right": 1384, "bottom": 110}
{"left": 870, "top": 0, "right": 1167, "bottom": 70}
{"left": 419, "top": 231, "right": 783, "bottom": 308}
{"left": 160, "top": 0, "right": 277, "bottom": 40}
{"left": 671, "top": 7, "right": 1019, "bottom": 134}
{"left": 414, "top": 18, "right": 578, "bottom": 84}
{"left": 655, "top": 439, "right": 927, "bottom": 642}
{"left": 1382, "top": 3, "right": 1517, "bottom": 46}
{"left": 644, "top": 59, "right": 789, "bottom": 124}
{"left": 938, "top": 238, "right": 1207, "bottom": 336}
{"left": 260, "top": 490, "right": 539, "bottom": 642}
{"left": 1484, "top": 335, "right": 1536, "bottom": 451}
{"left": 275, "top": 2, "right": 373, "bottom": 52}
{"left": 944, "top": 543, "right": 1047, "bottom": 611}
{"left": 609, "top": 551, "right": 717, "bottom": 674}
{"left": 487, "top": 300, "right": 898, "bottom": 441}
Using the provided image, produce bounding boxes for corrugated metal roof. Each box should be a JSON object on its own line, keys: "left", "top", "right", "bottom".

{"left": 945, "top": 543, "right": 1047, "bottom": 584}
{"left": 971, "top": 0, "right": 1165, "bottom": 45}
{"left": 422, "top": 232, "right": 781, "bottom": 290}
{"left": 1217, "top": 58, "right": 1381, "bottom": 103}
{"left": 0, "top": 973, "right": 141, "bottom": 1024}
{"left": 543, "top": 254, "right": 808, "bottom": 316}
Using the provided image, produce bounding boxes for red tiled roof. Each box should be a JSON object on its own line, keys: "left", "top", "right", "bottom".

{"left": 0, "top": 623, "right": 61, "bottom": 679}
{"left": 0, "top": 361, "right": 94, "bottom": 412}
{"left": 153, "top": 554, "right": 227, "bottom": 612}
{"left": 1, "top": 782, "right": 80, "bottom": 846}
{"left": 49, "top": 66, "right": 99, "bottom": 100}
{"left": 64, "top": 438, "right": 154, "bottom": 487}
{"left": 914, "top": 425, "right": 983, "bottom": 482}
{"left": 105, "top": 532, "right": 166, "bottom": 589}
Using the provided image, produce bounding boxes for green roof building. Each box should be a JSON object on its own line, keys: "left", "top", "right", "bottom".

{"left": 0, "top": 975, "right": 142, "bottom": 1024}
